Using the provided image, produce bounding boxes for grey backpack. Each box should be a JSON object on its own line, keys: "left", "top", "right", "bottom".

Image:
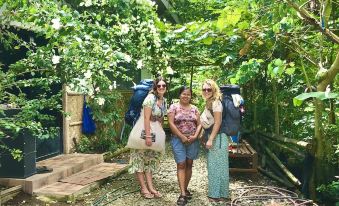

{"left": 221, "top": 95, "right": 241, "bottom": 136}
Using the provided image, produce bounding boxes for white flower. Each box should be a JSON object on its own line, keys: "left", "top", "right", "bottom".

{"left": 173, "top": 26, "right": 186, "bottom": 33}
{"left": 95, "top": 87, "right": 100, "bottom": 93}
{"left": 51, "top": 18, "right": 62, "bottom": 30}
{"left": 84, "top": 70, "right": 92, "bottom": 79}
{"left": 120, "top": 24, "right": 130, "bottom": 35}
{"left": 137, "top": 60, "right": 143, "bottom": 69}
{"left": 97, "top": 97, "right": 105, "bottom": 106}
{"left": 69, "top": 83, "right": 74, "bottom": 89}
{"left": 124, "top": 54, "right": 132, "bottom": 63}
{"left": 166, "top": 66, "right": 174, "bottom": 75}
{"left": 325, "top": 85, "right": 330, "bottom": 98}
{"left": 109, "top": 85, "right": 113, "bottom": 91}
{"left": 52, "top": 55, "right": 60, "bottom": 64}
{"left": 113, "top": 81, "right": 117, "bottom": 89}
{"left": 84, "top": 0, "right": 92, "bottom": 7}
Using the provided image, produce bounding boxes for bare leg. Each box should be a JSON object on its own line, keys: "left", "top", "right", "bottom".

{"left": 135, "top": 172, "right": 150, "bottom": 194}
{"left": 185, "top": 159, "right": 193, "bottom": 191}
{"left": 145, "top": 171, "right": 158, "bottom": 193}
{"left": 177, "top": 161, "right": 187, "bottom": 196}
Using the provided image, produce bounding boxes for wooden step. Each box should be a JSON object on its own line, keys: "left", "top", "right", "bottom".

{"left": 34, "top": 162, "right": 129, "bottom": 201}
{"left": 0, "top": 153, "right": 104, "bottom": 194}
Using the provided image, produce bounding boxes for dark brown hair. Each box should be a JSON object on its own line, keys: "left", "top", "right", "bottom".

{"left": 151, "top": 76, "right": 167, "bottom": 98}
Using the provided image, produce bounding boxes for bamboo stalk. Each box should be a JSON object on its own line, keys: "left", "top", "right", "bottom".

{"left": 258, "top": 167, "right": 294, "bottom": 188}
{"left": 259, "top": 132, "right": 309, "bottom": 148}
{"left": 261, "top": 135, "right": 305, "bottom": 158}
{"left": 260, "top": 142, "right": 302, "bottom": 186}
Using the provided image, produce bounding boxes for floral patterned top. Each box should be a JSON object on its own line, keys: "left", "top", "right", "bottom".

{"left": 143, "top": 93, "right": 167, "bottom": 118}
{"left": 168, "top": 103, "right": 200, "bottom": 136}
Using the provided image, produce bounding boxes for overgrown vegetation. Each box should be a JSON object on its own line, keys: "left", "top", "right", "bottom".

{"left": 0, "top": 0, "right": 338, "bottom": 203}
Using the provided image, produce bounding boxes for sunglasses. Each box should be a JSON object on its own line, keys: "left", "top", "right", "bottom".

{"left": 157, "top": 84, "right": 166, "bottom": 88}
{"left": 202, "top": 88, "right": 212, "bottom": 92}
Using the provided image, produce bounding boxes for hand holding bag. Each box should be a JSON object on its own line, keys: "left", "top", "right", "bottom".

{"left": 125, "top": 110, "right": 166, "bottom": 153}
{"left": 200, "top": 108, "right": 214, "bottom": 129}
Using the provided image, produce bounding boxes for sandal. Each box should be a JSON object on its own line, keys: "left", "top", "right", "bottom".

{"left": 151, "top": 191, "right": 163, "bottom": 198}
{"left": 177, "top": 195, "right": 187, "bottom": 206}
{"left": 208, "top": 197, "right": 222, "bottom": 202}
{"left": 140, "top": 191, "right": 154, "bottom": 199}
{"left": 185, "top": 190, "right": 192, "bottom": 200}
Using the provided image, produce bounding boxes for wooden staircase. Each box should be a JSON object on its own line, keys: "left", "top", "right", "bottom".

{"left": 0, "top": 153, "right": 129, "bottom": 200}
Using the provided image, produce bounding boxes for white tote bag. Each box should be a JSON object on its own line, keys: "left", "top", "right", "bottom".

{"left": 125, "top": 110, "right": 166, "bottom": 153}
{"left": 200, "top": 108, "right": 214, "bottom": 129}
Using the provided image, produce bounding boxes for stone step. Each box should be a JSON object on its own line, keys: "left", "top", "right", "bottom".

{"left": 0, "top": 153, "right": 104, "bottom": 194}
{"left": 34, "top": 162, "right": 129, "bottom": 201}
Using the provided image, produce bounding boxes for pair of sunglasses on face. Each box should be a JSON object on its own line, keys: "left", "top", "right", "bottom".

{"left": 202, "top": 88, "right": 212, "bottom": 92}
{"left": 157, "top": 84, "right": 166, "bottom": 88}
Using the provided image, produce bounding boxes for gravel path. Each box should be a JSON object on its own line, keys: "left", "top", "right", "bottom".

{"left": 5, "top": 144, "right": 281, "bottom": 206}
{"left": 86, "top": 144, "right": 279, "bottom": 206}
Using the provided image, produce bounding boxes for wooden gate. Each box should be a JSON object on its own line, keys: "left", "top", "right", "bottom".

{"left": 62, "top": 85, "right": 84, "bottom": 154}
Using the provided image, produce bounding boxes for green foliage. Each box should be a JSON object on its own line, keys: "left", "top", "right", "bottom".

{"left": 86, "top": 89, "right": 123, "bottom": 153}
{"left": 230, "top": 59, "right": 263, "bottom": 85}
{"left": 323, "top": 124, "right": 339, "bottom": 164}
{"left": 317, "top": 180, "right": 339, "bottom": 202}
{"left": 293, "top": 92, "right": 339, "bottom": 106}
{"left": 0, "top": 0, "right": 169, "bottom": 157}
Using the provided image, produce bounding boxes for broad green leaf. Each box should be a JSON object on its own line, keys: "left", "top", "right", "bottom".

{"left": 216, "top": 16, "right": 227, "bottom": 31}
{"left": 285, "top": 67, "right": 295, "bottom": 75}
{"left": 202, "top": 36, "right": 213, "bottom": 45}
{"left": 323, "top": 0, "right": 332, "bottom": 26}
{"left": 274, "top": 58, "right": 283, "bottom": 66}
{"left": 272, "top": 24, "right": 280, "bottom": 33}
{"left": 238, "top": 21, "right": 249, "bottom": 30}
{"left": 293, "top": 92, "right": 339, "bottom": 106}
{"left": 227, "top": 9, "right": 242, "bottom": 26}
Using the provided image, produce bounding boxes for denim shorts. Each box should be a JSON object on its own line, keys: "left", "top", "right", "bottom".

{"left": 171, "top": 136, "right": 200, "bottom": 164}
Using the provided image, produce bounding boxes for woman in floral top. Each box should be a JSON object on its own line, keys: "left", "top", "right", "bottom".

{"left": 168, "top": 86, "right": 201, "bottom": 206}
{"left": 128, "top": 76, "right": 167, "bottom": 199}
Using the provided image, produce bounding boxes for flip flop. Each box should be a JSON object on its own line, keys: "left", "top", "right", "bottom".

{"left": 141, "top": 192, "right": 154, "bottom": 199}
{"left": 151, "top": 191, "right": 162, "bottom": 198}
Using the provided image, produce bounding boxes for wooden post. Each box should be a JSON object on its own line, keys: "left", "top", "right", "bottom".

{"left": 62, "top": 84, "right": 70, "bottom": 154}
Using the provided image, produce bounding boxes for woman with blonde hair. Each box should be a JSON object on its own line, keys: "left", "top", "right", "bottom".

{"left": 199, "top": 79, "right": 229, "bottom": 202}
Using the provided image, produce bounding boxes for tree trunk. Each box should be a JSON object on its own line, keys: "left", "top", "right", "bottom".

{"left": 272, "top": 80, "right": 279, "bottom": 135}
{"left": 309, "top": 52, "right": 339, "bottom": 199}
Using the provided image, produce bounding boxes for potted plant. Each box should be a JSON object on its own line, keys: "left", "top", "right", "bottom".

{"left": 0, "top": 105, "right": 36, "bottom": 178}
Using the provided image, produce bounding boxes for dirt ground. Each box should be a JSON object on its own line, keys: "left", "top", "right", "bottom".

{"left": 4, "top": 144, "right": 293, "bottom": 206}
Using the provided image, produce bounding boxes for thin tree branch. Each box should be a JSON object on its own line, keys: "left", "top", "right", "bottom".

{"left": 283, "top": 0, "right": 339, "bottom": 44}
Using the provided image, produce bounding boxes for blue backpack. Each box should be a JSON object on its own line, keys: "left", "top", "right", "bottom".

{"left": 220, "top": 85, "right": 244, "bottom": 136}
{"left": 124, "top": 79, "right": 154, "bottom": 126}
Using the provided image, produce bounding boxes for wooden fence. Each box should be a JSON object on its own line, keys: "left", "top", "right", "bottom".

{"left": 62, "top": 85, "right": 84, "bottom": 154}
{"left": 62, "top": 85, "right": 133, "bottom": 154}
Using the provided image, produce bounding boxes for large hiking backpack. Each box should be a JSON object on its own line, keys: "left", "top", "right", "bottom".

{"left": 124, "top": 79, "right": 154, "bottom": 126}
{"left": 220, "top": 85, "right": 244, "bottom": 136}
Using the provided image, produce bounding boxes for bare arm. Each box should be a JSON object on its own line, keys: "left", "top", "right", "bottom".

{"left": 188, "top": 112, "right": 201, "bottom": 143}
{"left": 144, "top": 106, "right": 152, "bottom": 146}
{"left": 206, "top": 111, "right": 222, "bottom": 149}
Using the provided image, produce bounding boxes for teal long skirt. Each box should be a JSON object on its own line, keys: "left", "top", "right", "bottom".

{"left": 207, "top": 133, "right": 229, "bottom": 198}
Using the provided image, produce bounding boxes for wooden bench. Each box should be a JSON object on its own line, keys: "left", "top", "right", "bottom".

{"left": 229, "top": 140, "right": 258, "bottom": 173}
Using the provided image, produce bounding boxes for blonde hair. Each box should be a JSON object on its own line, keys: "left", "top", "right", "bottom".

{"left": 202, "top": 79, "right": 222, "bottom": 110}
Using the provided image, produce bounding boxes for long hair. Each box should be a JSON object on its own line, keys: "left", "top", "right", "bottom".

{"left": 202, "top": 79, "right": 222, "bottom": 109}
{"left": 151, "top": 76, "right": 167, "bottom": 98}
